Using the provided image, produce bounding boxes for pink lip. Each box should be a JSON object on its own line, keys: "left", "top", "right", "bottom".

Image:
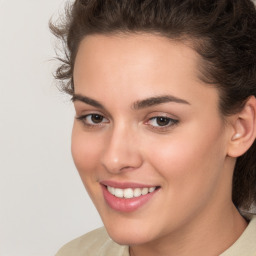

{"left": 100, "top": 182, "right": 159, "bottom": 213}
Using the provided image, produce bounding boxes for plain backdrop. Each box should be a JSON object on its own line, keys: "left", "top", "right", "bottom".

{"left": 0, "top": 1, "right": 102, "bottom": 256}
{"left": 1, "top": 1, "right": 256, "bottom": 256}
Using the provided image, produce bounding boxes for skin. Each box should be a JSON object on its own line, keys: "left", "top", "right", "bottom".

{"left": 71, "top": 34, "right": 248, "bottom": 256}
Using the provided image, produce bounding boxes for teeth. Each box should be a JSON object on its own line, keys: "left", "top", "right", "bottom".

{"left": 141, "top": 187, "right": 149, "bottom": 195}
{"left": 124, "top": 188, "right": 133, "bottom": 199}
{"left": 107, "top": 186, "right": 115, "bottom": 195}
{"left": 107, "top": 186, "right": 157, "bottom": 198}
{"left": 133, "top": 188, "right": 142, "bottom": 197}
{"left": 114, "top": 188, "right": 124, "bottom": 198}
{"left": 149, "top": 187, "right": 156, "bottom": 193}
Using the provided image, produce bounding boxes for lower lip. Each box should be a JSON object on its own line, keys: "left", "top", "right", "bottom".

{"left": 102, "top": 185, "right": 158, "bottom": 213}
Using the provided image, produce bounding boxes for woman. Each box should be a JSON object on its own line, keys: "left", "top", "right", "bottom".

{"left": 51, "top": 0, "right": 256, "bottom": 255}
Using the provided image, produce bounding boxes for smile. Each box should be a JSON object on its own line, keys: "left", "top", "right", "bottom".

{"left": 107, "top": 186, "right": 157, "bottom": 199}
{"left": 101, "top": 183, "right": 160, "bottom": 212}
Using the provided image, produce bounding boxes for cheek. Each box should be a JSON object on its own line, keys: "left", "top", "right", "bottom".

{"left": 143, "top": 130, "right": 228, "bottom": 226}
{"left": 71, "top": 125, "right": 106, "bottom": 206}
{"left": 71, "top": 125, "right": 101, "bottom": 180}
{"left": 145, "top": 123, "right": 227, "bottom": 191}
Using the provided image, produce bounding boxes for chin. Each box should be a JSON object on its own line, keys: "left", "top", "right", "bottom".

{"left": 108, "top": 232, "right": 149, "bottom": 246}
{"left": 104, "top": 223, "right": 156, "bottom": 246}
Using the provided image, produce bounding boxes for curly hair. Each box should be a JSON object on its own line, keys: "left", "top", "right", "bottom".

{"left": 50, "top": 0, "right": 256, "bottom": 210}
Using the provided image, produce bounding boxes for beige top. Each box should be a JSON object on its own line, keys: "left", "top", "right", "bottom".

{"left": 56, "top": 215, "right": 256, "bottom": 256}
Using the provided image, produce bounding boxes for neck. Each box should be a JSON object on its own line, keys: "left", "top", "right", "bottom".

{"left": 129, "top": 204, "right": 247, "bottom": 256}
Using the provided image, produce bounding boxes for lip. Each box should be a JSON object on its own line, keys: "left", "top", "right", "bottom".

{"left": 100, "top": 181, "right": 160, "bottom": 212}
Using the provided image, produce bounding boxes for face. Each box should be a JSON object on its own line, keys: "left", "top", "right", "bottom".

{"left": 72, "top": 34, "right": 235, "bottom": 246}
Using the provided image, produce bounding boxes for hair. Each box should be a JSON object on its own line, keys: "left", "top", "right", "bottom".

{"left": 50, "top": 0, "right": 256, "bottom": 211}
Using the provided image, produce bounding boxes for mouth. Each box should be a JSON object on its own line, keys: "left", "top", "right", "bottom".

{"left": 100, "top": 182, "right": 160, "bottom": 212}
{"left": 106, "top": 185, "right": 158, "bottom": 199}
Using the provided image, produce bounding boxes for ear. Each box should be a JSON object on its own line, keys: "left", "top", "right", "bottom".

{"left": 227, "top": 96, "right": 256, "bottom": 157}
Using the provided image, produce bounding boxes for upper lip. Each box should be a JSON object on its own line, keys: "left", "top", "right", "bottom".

{"left": 100, "top": 180, "right": 159, "bottom": 189}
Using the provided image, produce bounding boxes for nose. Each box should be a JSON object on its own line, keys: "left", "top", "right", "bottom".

{"left": 100, "top": 124, "right": 143, "bottom": 174}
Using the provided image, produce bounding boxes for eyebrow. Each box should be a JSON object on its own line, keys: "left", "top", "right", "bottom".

{"left": 72, "top": 94, "right": 105, "bottom": 109}
{"left": 133, "top": 95, "right": 190, "bottom": 109}
{"left": 72, "top": 94, "right": 190, "bottom": 110}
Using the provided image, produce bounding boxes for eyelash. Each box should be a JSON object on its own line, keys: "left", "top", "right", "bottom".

{"left": 145, "top": 116, "right": 179, "bottom": 131}
{"left": 76, "top": 114, "right": 109, "bottom": 128}
{"left": 76, "top": 113, "right": 179, "bottom": 131}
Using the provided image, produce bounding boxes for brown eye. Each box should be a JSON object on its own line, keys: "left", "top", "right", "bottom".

{"left": 156, "top": 117, "right": 171, "bottom": 126}
{"left": 91, "top": 114, "right": 104, "bottom": 123}
{"left": 76, "top": 113, "right": 108, "bottom": 126}
{"left": 147, "top": 116, "right": 178, "bottom": 129}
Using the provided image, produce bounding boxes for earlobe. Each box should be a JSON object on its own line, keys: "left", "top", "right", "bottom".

{"left": 227, "top": 96, "right": 256, "bottom": 158}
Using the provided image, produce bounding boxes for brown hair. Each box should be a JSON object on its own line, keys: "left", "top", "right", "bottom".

{"left": 50, "top": 0, "right": 256, "bottom": 210}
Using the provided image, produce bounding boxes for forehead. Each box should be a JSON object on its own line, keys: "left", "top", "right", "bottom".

{"left": 73, "top": 33, "right": 219, "bottom": 112}
{"left": 74, "top": 33, "right": 202, "bottom": 86}
{"left": 76, "top": 33, "right": 199, "bottom": 65}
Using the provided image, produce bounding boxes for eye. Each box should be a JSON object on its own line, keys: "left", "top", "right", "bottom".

{"left": 76, "top": 114, "right": 109, "bottom": 126}
{"left": 146, "top": 116, "right": 178, "bottom": 129}
{"left": 149, "top": 116, "right": 171, "bottom": 126}
{"left": 89, "top": 114, "right": 104, "bottom": 124}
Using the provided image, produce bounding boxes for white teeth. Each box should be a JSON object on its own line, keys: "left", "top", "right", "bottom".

{"left": 141, "top": 187, "right": 149, "bottom": 195}
{"left": 133, "top": 188, "right": 142, "bottom": 197}
{"left": 107, "top": 186, "right": 157, "bottom": 198}
{"left": 114, "top": 188, "right": 124, "bottom": 198}
{"left": 107, "top": 186, "right": 115, "bottom": 195}
{"left": 149, "top": 187, "right": 156, "bottom": 193}
{"left": 124, "top": 188, "right": 133, "bottom": 199}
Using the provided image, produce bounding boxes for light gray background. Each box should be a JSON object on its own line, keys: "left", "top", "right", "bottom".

{"left": 1, "top": 1, "right": 256, "bottom": 256}
{"left": 0, "top": 1, "right": 102, "bottom": 256}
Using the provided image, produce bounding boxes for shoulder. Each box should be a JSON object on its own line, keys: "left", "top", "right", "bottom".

{"left": 55, "top": 227, "right": 129, "bottom": 256}
{"left": 220, "top": 214, "right": 256, "bottom": 256}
